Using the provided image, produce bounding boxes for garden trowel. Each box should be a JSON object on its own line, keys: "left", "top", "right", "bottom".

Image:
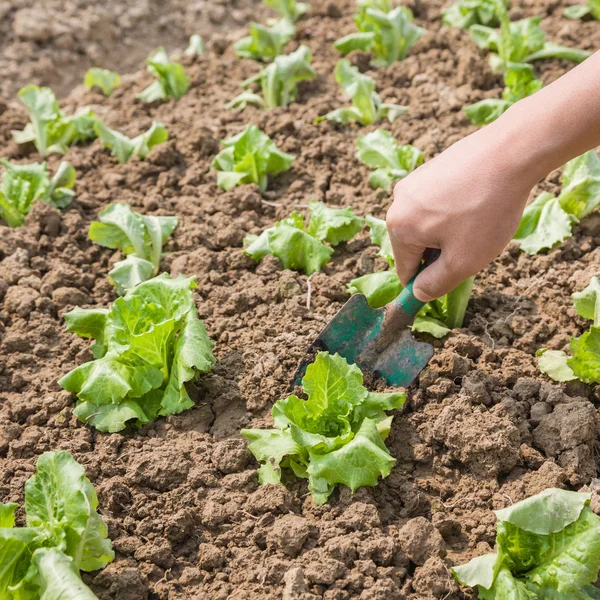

{"left": 292, "top": 251, "right": 439, "bottom": 388}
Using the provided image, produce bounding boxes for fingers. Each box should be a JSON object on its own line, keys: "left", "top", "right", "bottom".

{"left": 391, "top": 240, "right": 426, "bottom": 288}
{"left": 412, "top": 251, "right": 470, "bottom": 302}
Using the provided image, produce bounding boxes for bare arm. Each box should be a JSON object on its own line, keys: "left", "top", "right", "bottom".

{"left": 387, "top": 51, "right": 600, "bottom": 302}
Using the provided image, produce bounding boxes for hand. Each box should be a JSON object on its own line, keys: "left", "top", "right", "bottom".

{"left": 386, "top": 122, "right": 542, "bottom": 302}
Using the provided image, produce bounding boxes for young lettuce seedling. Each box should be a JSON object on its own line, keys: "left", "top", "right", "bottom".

{"left": 347, "top": 216, "right": 473, "bottom": 338}
{"left": 84, "top": 67, "right": 121, "bottom": 96}
{"left": 184, "top": 34, "right": 206, "bottom": 56}
{"left": 0, "top": 159, "right": 76, "bottom": 228}
{"left": 356, "top": 129, "right": 423, "bottom": 190}
{"left": 452, "top": 488, "right": 600, "bottom": 598}
{"left": 59, "top": 274, "right": 216, "bottom": 432}
{"left": 442, "top": 0, "right": 508, "bottom": 29}
{"left": 334, "top": 5, "right": 427, "bottom": 67}
{"left": 538, "top": 276, "right": 600, "bottom": 384}
{"left": 137, "top": 47, "right": 190, "bottom": 103}
{"left": 12, "top": 85, "right": 97, "bottom": 156}
{"left": 357, "top": 0, "right": 394, "bottom": 11}
{"left": 317, "top": 60, "right": 408, "bottom": 126}
{"left": 226, "top": 45, "right": 315, "bottom": 110}
{"left": 235, "top": 19, "right": 295, "bottom": 62}
{"left": 0, "top": 450, "right": 114, "bottom": 598}
{"left": 564, "top": 0, "right": 600, "bottom": 20}
{"left": 242, "top": 351, "right": 405, "bottom": 505}
{"left": 94, "top": 120, "right": 168, "bottom": 164}
{"left": 89, "top": 203, "right": 178, "bottom": 294}
{"left": 513, "top": 150, "right": 600, "bottom": 254}
{"left": 464, "top": 63, "right": 542, "bottom": 125}
{"left": 211, "top": 124, "right": 295, "bottom": 191}
{"left": 244, "top": 201, "right": 363, "bottom": 274}
{"left": 263, "top": 0, "right": 308, "bottom": 22}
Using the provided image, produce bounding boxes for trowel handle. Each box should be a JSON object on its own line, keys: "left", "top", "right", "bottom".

{"left": 392, "top": 249, "right": 441, "bottom": 318}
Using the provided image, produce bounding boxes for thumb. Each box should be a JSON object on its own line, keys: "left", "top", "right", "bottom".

{"left": 412, "top": 251, "right": 467, "bottom": 302}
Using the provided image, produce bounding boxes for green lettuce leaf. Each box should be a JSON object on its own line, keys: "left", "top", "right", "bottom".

{"left": 184, "top": 34, "right": 206, "bottom": 56}
{"left": 365, "top": 215, "right": 394, "bottom": 263}
{"left": 211, "top": 124, "right": 295, "bottom": 192}
{"left": 94, "top": 120, "right": 168, "bottom": 163}
{"left": 306, "top": 200, "right": 363, "bottom": 245}
{"left": 263, "top": 0, "right": 308, "bottom": 21}
{"left": 84, "top": 68, "right": 120, "bottom": 96}
{"left": 442, "top": 0, "right": 508, "bottom": 29}
{"left": 138, "top": 47, "right": 189, "bottom": 102}
{"left": 234, "top": 19, "right": 295, "bottom": 61}
{"left": 572, "top": 276, "right": 600, "bottom": 325}
{"left": 558, "top": 150, "right": 600, "bottom": 219}
{"left": 537, "top": 349, "right": 577, "bottom": 382}
{"left": 347, "top": 270, "right": 402, "bottom": 309}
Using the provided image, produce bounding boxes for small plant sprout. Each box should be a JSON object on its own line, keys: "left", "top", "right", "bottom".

{"left": 0, "top": 160, "right": 76, "bottom": 228}
{"left": 234, "top": 19, "right": 295, "bottom": 62}
{"left": 334, "top": 5, "right": 427, "bottom": 67}
{"left": 59, "top": 274, "right": 216, "bottom": 432}
{"left": 184, "top": 34, "right": 206, "bottom": 56}
{"left": 94, "top": 120, "right": 168, "bottom": 163}
{"left": 241, "top": 351, "right": 405, "bottom": 505}
{"left": 245, "top": 201, "right": 363, "bottom": 275}
{"left": 464, "top": 63, "right": 542, "bottom": 125}
{"left": 84, "top": 67, "right": 121, "bottom": 96}
{"left": 88, "top": 203, "right": 178, "bottom": 294}
{"left": 442, "top": 0, "right": 508, "bottom": 29}
{"left": 355, "top": 129, "right": 423, "bottom": 190}
{"left": 513, "top": 150, "right": 600, "bottom": 254}
{"left": 357, "top": 0, "right": 394, "bottom": 11}
{"left": 317, "top": 60, "right": 407, "bottom": 126}
{"left": 263, "top": 0, "right": 308, "bottom": 22}
{"left": 138, "top": 47, "right": 190, "bottom": 102}
{"left": 564, "top": 0, "right": 600, "bottom": 20}
{"left": 12, "top": 85, "right": 97, "bottom": 155}
{"left": 452, "top": 488, "right": 600, "bottom": 598}
{"left": 226, "top": 45, "right": 315, "bottom": 110}
{"left": 211, "top": 124, "right": 295, "bottom": 192}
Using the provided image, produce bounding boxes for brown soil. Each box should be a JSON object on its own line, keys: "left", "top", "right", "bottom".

{"left": 1, "top": 0, "right": 600, "bottom": 598}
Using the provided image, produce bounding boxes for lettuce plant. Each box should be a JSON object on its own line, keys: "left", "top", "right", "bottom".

{"left": 184, "top": 34, "right": 206, "bottom": 56}
{"left": 471, "top": 11, "right": 591, "bottom": 71}
{"left": 356, "top": 129, "right": 423, "bottom": 190}
{"left": 94, "top": 120, "right": 168, "bottom": 164}
{"left": 138, "top": 47, "right": 189, "bottom": 103}
{"left": 317, "top": 60, "right": 407, "bottom": 126}
{"left": 357, "top": 0, "right": 394, "bottom": 11}
{"left": 59, "top": 274, "right": 215, "bottom": 432}
{"left": 242, "top": 352, "right": 405, "bottom": 505}
{"left": 538, "top": 276, "right": 600, "bottom": 384}
{"left": 0, "top": 159, "right": 76, "bottom": 228}
{"left": 464, "top": 63, "right": 542, "bottom": 125}
{"left": 211, "top": 124, "right": 294, "bottom": 191}
{"left": 565, "top": 0, "right": 600, "bottom": 20}
{"left": 347, "top": 216, "right": 473, "bottom": 338}
{"left": 234, "top": 19, "right": 295, "bottom": 61}
{"left": 334, "top": 6, "right": 426, "bottom": 67}
{"left": 84, "top": 67, "right": 121, "bottom": 96}
{"left": 0, "top": 450, "right": 114, "bottom": 599}
{"left": 12, "top": 85, "right": 97, "bottom": 156}
{"left": 89, "top": 203, "right": 178, "bottom": 294}
{"left": 263, "top": 0, "right": 308, "bottom": 21}
{"left": 245, "top": 200, "right": 363, "bottom": 274}
{"left": 226, "top": 46, "right": 315, "bottom": 110}
{"left": 513, "top": 150, "right": 600, "bottom": 254}
{"left": 442, "top": 0, "right": 508, "bottom": 29}
{"left": 452, "top": 488, "right": 600, "bottom": 599}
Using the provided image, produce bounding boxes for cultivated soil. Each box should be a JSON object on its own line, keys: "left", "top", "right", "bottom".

{"left": 1, "top": 0, "right": 600, "bottom": 598}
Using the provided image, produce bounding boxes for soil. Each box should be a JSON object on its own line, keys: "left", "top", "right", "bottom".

{"left": 1, "top": 0, "right": 600, "bottom": 598}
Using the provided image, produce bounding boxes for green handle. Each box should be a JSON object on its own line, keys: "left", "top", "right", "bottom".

{"left": 392, "top": 249, "right": 440, "bottom": 318}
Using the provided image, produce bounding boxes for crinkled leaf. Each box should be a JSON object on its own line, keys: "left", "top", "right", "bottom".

{"left": 452, "top": 552, "right": 502, "bottom": 589}
{"left": 0, "top": 527, "right": 38, "bottom": 598}
{"left": 64, "top": 307, "right": 109, "bottom": 359}
{"left": 537, "top": 349, "right": 577, "bottom": 382}
{"left": 138, "top": 47, "right": 189, "bottom": 102}
{"left": 443, "top": 0, "right": 507, "bottom": 28}
{"left": 73, "top": 400, "right": 150, "bottom": 433}
{"left": 558, "top": 150, "right": 600, "bottom": 219}
{"left": 84, "top": 68, "right": 120, "bottom": 96}
{"left": 347, "top": 270, "right": 402, "bottom": 308}
{"left": 235, "top": 19, "right": 295, "bottom": 61}
{"left": 306, "top": 200, "right": 363, "bottom": 246}
{"left": 569, "top": 326, "right": 600, "bottom": 384}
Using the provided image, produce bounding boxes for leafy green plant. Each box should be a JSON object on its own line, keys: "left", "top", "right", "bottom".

{"left": 88, "top": 203, "right": 178, "bottom": 294}
{"left": 12, "top": 85, "right": 97, "bottom": 156}
{"left": 211, "top": 124, "right": 294, "bottom": 191}
{"left": 564, "top": 0, "right": 600, "bottom": 20}
{"left": 347, "top": 216, "right": 473, "bottom": 338}
{"left": 464, "top": 63, "right": 542, "bottom": 125}
{"left": 59, "top": 274, "right": 215, "bottom": 432}
{"left": 452, "top": 488, "right": 600, "bottom": 599}
{"left": 94, "top": 120, "right": 168, "bottom": 164}
{"left": 538, "top": 276, "right": 600, "bottom": 384}
{"left": 138, "top": 47, "right": 189, "bottom": 102}
{"left": 334, "top": 6, "right": 426, "bottom": 67}
{"left": 234, "top": 19, "right": 295, "bottom": 61}
{"left": 317, "top": 60, "right": 407, "bottom": 126}
{"left": 184, "top": 34, "right": 206, "bottom": 56}
{"left": 0, "top": 450, "right": 114, "bottom": 599}
{"left": 242, "top": 351, "right": 405, "bottom": 505}
{"left": 263, "top": 0, "right": 308, "bottom": 21}
{"left": 471, "top": 11, "right": 591, "bottom": 71}
{"left": 245, "top": 201, "right": 363, "bottom": 274}
{"left": 84, "top": 67, "right": 121, "bottom": 96}
{"left": 0, "top": 159, "right": 76, "bottom": 228}
{"left": 357, "top": 0, "right": 394, "bottom": 11}
{"left": 513, "top": 150, "right": 600, "bottom": 254}
{"left": 226, "top": 46, "right": 315, "bottom": 110}
{"left": 442, "top": 0, "right": 508, "bottom": 29}
{"left": 356, "top": 129, "right": 423, "bottom": 190}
